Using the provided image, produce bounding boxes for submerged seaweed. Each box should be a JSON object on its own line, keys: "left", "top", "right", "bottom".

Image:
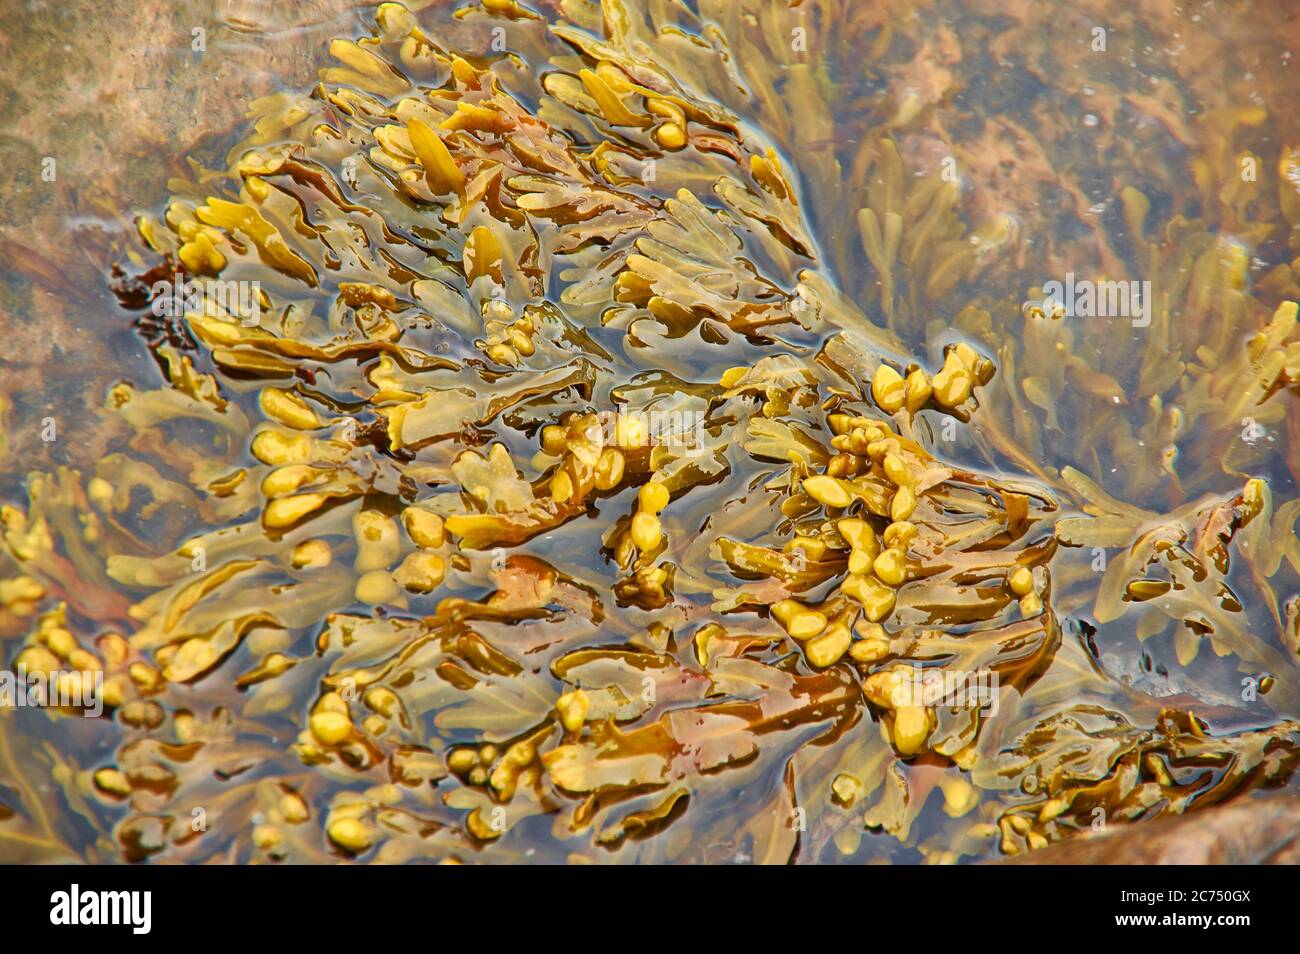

{"left": 2, "top": 0, "right": 1300, "bottom": 864}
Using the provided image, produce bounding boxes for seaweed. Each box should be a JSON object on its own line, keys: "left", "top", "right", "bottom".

{"left": 2, "top": 0, "right": 1299, "bottom": 864}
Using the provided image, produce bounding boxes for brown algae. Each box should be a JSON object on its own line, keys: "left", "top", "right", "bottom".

{"left": 1, "top": 0, "right": 1300, "bottom": 864}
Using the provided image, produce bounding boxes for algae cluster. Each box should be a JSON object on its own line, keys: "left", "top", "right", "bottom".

{"left": 2, "top": 0, "right": 1300, "bottom": 863}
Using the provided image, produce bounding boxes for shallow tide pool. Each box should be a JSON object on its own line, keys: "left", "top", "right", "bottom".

{"left": 1, "top": 0, "right": 1299, "bottom": 865}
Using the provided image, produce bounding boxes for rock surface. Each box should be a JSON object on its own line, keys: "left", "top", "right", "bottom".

{"left": 1007, "top": 795, "right": 1300, "bottom": 864}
